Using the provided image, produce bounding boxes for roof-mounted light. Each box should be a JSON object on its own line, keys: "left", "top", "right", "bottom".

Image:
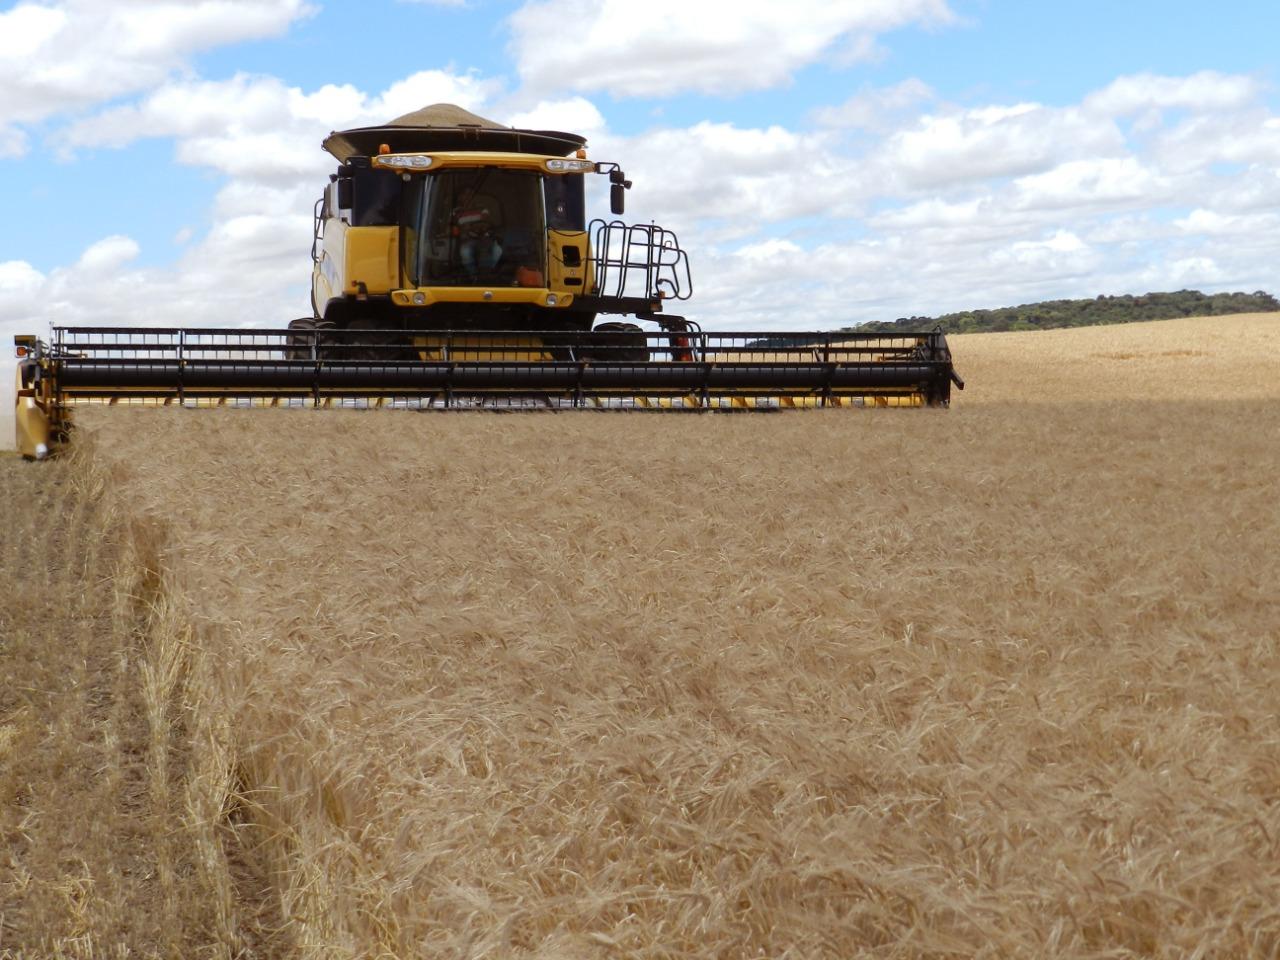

{"left": 374, "top": 154, "right": 435, "bottom": 170}
{"left": 545, "top": 158, "right": 595, "bottom": 173}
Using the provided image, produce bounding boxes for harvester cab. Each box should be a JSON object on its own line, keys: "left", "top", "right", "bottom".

{"left": 298, "top": 104, "right": 689, "bottom": 355}
{"left": 11, "top": 103, "right": 962, "bottom": 460}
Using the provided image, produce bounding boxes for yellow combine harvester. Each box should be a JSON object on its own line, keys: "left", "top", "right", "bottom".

{"left": 13, "top": 104, "right": 962, "bottom": 459}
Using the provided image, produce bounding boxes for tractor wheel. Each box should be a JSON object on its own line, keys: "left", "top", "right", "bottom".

{"left": 583, "top": 321, "right": 649, "bottom": 362}
{"left": 336, "top": 318, "right": 415, "bottom": 361}
{"left": 285, "top": 317, "right": 320, "bottom": 361}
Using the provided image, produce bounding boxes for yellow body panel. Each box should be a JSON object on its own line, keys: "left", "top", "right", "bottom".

{"left": 342, "top": 226, "right": 399, "bottom": 295}
{"left": 14, "top": 363, "right": 53, "bottom": 459}
{"left": 312, "top": 221, "right": 400, "bottom": 308}
{"left": 548, "top": 230, "right": 590, "bottom": 297}
{"left": 390, "top": 287, "right": 571, "bottom": 309}
{"left": 411, "top": 334, "right": 554, "bottom": 362}
{"left": 373, "top": 152, "right": 582, "bottom": 173}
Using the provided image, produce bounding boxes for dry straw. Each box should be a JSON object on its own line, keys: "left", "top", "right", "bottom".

{"left": 6, "top": 312, "right": 1280, "bottom": 957}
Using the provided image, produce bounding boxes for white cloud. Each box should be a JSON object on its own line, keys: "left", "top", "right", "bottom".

{"left": 1156, "top": 256, "right": 1225, "bottom": 287}
{"left": 59, "top": 69, "right": 500, "bottom": 183}
{"left": 0, "top": 5, "right": 66, "bottom": 61}
{"left": 1175, "top": 208, "right": 1280, "bottom": 239}
{"left": 1, "top": 222, "right": 308, "bottom": 340}
{"left": 505, "top": 98, "right": 608, "bottom": 140}
{"left": 507, "top": 0, "right": 955, "bottom": 98}
{"left": 881, "top": 103, "right": 1126, "bottom": 188}
{"left": 600, "top": 71, "right": 1280, "bottom": 330}
{"left": 75, "top": 236, "right": 141, "bottom": 274}
{"left": 990, "top": 230, "right": 1094, "bottom": 272}
{"left": 812, "top": 79, "right": 935, "bottom": 131}
{"left": 366, "top": 71, "right": 500, "bottom": 123}
{"left": 592, "top": 120, "right": 863, "bottom": 234}
{"left": 0, "top": 0, "right": 315, "bottom": 148}
{"left": 1151, "top": 113, "right": 1280, "bottom": 175}
{"left": 1012, "top": 157, "right": 1167, "bottom": 211}
{"left": 1085, "top": 71, "right": 1262, "bottom": 117}
{"left": 735, "top": 238, "right": 804, "bottom": 261}
{"left": 0, "top": 260, "right": 45, "bottom": 305}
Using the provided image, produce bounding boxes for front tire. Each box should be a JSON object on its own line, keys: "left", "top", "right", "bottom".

{"left": 582, "top": 321, "right": 649, "bottom": 362}
{"left": 285, "top": 317, "right": 320, "bottom": 361}
{"left": 336, "top": 318, "right": 415, "bottom": 361}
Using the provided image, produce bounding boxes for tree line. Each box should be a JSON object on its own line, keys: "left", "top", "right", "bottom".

{"left": 853, "top": 290, "right": 1279, "bottom": 335}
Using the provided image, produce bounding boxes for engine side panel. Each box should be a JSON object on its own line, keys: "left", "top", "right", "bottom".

{"left": 312, "top": 219, "right": 400, "bottom": 310}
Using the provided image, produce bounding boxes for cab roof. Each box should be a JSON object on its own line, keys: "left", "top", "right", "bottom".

{"left": 322, "top": 102, "right": 586, "bottom": 162}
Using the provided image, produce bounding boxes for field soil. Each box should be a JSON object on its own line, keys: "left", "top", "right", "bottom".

{"left": 2, "top": 313, "right": 1279, "bottom": 958}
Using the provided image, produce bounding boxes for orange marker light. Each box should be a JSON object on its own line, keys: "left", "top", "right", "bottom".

{"left": 378, "top": 143, "right": 391, "bottom": 155}
{"left": 575, "top": 148, "right": 588, "bottom": 159}
{"left": 15, "top": 345, "right": 28, "bottom": 358}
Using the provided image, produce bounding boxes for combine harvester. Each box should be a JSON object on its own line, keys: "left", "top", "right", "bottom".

{"left": 13, "top": 105, "right": 962, "bottom": 459}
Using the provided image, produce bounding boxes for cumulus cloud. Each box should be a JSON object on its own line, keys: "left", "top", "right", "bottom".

{"left": 61, "top": 70, "right": 497, "bottom": 147}
{"left": 1011, "top": 157, "right": 1169, "bottom": 212}
{"left": 75, "top": 236, "right": 141, "bottom": 274}
{"left": 880, "top": 103, "right": 1127, "bottom": 189}
{"left": 0, "top": 0, "right": 315, "bottom": 149}
{"left": 1151, "top": 113, "right": 1280, "bottom": 177}
{"left": 505, "top": 98, "right": 609, "bottom": 140}
{"left": 0, "top": 259, "right": 45, "bottom": 308}
{"left": 1175, "top": 209, "right": 1280, "bottom": 239}
{"left": 812, "top": 79, "right": 935, "bottom": 131}
{"left": 507, "top": 0, "right": 955, "bottom": 98}
{"left": 1085, "top": 71, "right": 1263, "bottom": 116}
{"left": 590, "top": 120, "right": 864, "bottom": 236}
{"left": 58, "top": 69, "right": 501, "bottom": 183}
{"left": 1, "top": 217, "right": 306, "bottom": 338}
{"left": 598, "top": 70, "right": 1280, "bottom": 329}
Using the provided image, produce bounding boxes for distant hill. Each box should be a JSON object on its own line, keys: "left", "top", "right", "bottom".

{"left": 854, "top": 290, "right": 1280, "bottom": 335}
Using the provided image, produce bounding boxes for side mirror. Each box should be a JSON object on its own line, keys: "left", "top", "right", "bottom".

{"left": 610, "top": 183, "right": 625, "bottom": 215}
{"left": 337, "top": 177, "right": 353, "bottom": 210}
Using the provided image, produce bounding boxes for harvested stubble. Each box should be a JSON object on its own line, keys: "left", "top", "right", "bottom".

{"left": 0, "top": 454, "right": 251, "bottom": 957}
{"left": 13, "top": 313, "right": 1280, "bottom": 958}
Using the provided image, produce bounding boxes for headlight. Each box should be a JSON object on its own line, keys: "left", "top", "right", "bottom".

{"left": 545, "top": 158, "right": 594, "bottom": 173}
{"left": 376, "top": 154, "right": 434, "bottom": 170}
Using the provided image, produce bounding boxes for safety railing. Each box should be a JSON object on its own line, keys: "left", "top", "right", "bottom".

{"left": 586, "top": 220, "right": 692, "bottom": 302}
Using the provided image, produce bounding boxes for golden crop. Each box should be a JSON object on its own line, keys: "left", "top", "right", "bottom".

{"left": 2, "top": 313, "right": 1278, "bottom": 957}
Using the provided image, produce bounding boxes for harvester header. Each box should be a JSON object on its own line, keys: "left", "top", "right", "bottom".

{"left": 11, "top": 103, "right": 962, "bottom": 458}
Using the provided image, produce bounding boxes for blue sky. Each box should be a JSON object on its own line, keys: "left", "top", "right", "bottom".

{"left": 2, "top": 0, "right": 1279, "bottom": 342}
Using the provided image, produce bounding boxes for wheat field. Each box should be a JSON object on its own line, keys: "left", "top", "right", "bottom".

{"left": 2, "top": 313, "right": 1279, "bottom": 958}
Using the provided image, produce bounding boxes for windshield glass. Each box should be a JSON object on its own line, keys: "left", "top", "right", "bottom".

{"left": 406, "top": 169, "right": 547, "bottom": 287}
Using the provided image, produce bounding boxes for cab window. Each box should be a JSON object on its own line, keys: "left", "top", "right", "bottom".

{"left": 410, "top": 169, "right": 547, "bottom": 286}
{"left": 545, "top": 174, "right": 585, "bottom": 231}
